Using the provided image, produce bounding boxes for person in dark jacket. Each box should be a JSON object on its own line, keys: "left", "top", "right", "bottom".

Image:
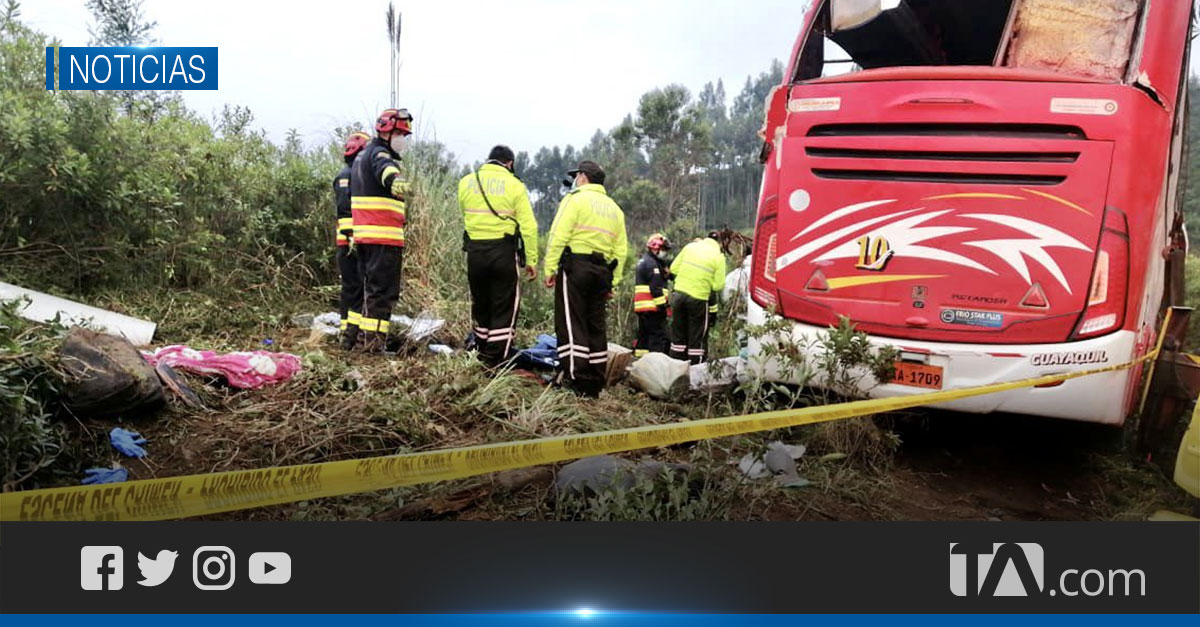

{"left": 350, "top": 109, "right": 413, "bottom": 352}
{"left": 632, "top": 233, "right": 672, "bottom": 357}
{"left": 334, "top": 131, "right": 370, "bottom": 350}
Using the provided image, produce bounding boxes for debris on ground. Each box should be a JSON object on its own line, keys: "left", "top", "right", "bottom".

{"left": 0, "top": 281, "right": 157, "bottom": 345}
{"left": 689, "top": 356, "right": 745, "bottom": 393}
{"left": 298, "top": 312, "right": 342, "bottom": 336}
{"left": 294, "top": 310, "right": 447, "bottom": 344}
{"left": 153, "top": 363, "right": 204, "bottom": 408}
{"left": 494, "top": 467, "right": 554, "bottom": 490}
{"left": 737, "top": 441, "right": 808, "bottom": 488}
{"left": 109, "top": 427, "right": 148, "bottom": 458}
{"left": 722, "top": 256, "right": 752, "bottom": 303}
{"left": 627, "top": 353, "right": 690, "bottom": 399}
{"left": 82, "top": 466, "right": 128, "bottom": 485}
{"left": 515, "top": 334, "right": 559, "bottom": 370}
{"left": 554, "top": 455, "right": 690, "bottom": 498}
{"left": 429, "top": 344, "right": 453, "bottom": 355}
{"left": 392, "top": 311, "right": 445, "bottom": 342}
{"left": 605, "top": 343, "right": 633, "bottom": 386}
{"left": 58, "top": 328, "right": 165, "bottom": 418}
{"left": 142, "top": 345, "right": 302, "bottom": 389}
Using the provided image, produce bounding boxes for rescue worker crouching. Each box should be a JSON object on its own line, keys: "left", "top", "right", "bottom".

{"left": 458, "top": 145, "right": 539, "bottom": 369}
{"left": 669, "top": 231, "right": 726, "bottom": 365}
{"left": 334, "top": 131, "right": 371, "bottom": 351}
{"left": 351, "top": 108, "right": 414, "bottom": 353}
{"left": 543, "top": 161, "right": 628, "bottom": 398}
{"left": 633, "top": 233, "right": 672, "bottom": 358}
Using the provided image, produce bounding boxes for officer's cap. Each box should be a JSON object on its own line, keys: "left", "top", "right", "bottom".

{"left": 566, "top": 161, "right": 606, "bottom": 185}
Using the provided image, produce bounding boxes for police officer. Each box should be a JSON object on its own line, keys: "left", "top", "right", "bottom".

{"left": 458, "top": 145, "right": 539, "bottom": 368}
{"left": 543, "top": 161, "right": 628, "bottom": 397}
{"left": 351, "top": 109, "right": 413, "bottom": 352}
{"left": 334, "top": 131, "right": 371, "bottom": 350}
{"left": 632, "top": 233, "right": 672, "bottom": 358}
{"left": 669, "top": 231, "right": 726, "bottom": 365}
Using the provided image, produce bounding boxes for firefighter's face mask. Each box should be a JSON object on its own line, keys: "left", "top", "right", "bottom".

{"left": 389, "top": 133, "right": 410, "bottom": 155}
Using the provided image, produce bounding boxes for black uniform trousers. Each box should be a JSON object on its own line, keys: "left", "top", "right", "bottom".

{"left": 635, "top": 311, "right": 669, "bottom": 357}
{"left": 467, "top": 236, "right": 521, "bottom": 368}
{"left": 669, "top": 292, "right": 709, "bottom": 365}
{"left": 336, "top": 245, "right": 363, "bottom": 344}
{"left": 554, "top": 252, "right": 613, "bottom": 397}
{"left": 358, "top": 243, "right": 404, "bottom": 344}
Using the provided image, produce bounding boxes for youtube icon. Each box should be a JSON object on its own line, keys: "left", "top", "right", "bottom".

{"left": 248, "top": 552, "right": 291, "bottom": 585}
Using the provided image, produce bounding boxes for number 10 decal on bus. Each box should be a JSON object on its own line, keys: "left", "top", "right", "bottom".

{"left": 746, "top": 0, "right": 1192, "bottom": 424}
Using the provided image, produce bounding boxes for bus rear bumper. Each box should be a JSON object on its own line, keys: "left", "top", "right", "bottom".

{"left": 745, "top": 304, "right": 1137, "bottom": 425}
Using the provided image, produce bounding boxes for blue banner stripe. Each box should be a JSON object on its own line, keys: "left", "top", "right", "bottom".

{"left": 1, "top": 616, "right": 1198, "bottom": 627}
{"left": 52, "top": 46, "right": 217, "bottom": 91}
{"left": 44, "top": 46, "right": 53, "bottom": 90}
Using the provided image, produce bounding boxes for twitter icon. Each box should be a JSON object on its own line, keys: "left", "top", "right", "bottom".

{"left": 137, "top": 550, "right": 178, "bottom": 587}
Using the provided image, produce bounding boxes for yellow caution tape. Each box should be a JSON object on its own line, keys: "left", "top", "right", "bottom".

{"left": 0, "top": 314, "right": 1174, "bottom": 522}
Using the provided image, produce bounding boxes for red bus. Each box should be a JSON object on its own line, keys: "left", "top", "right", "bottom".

{"left": 747, "top": 0, "right": 1193, "bottom": 423}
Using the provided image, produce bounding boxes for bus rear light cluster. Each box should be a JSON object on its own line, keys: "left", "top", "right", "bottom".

{"left": 1071, "top": 207, "right": 1129, "bottom": 340}
{"left": 750, "top": 195, "right": 780, "bottom": 310}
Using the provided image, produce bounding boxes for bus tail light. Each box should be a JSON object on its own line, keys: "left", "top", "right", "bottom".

{"left": 750, "top": 195, "right": 780, "bottom": 310}
{"left": 1071, "top": 207, "right": 1129, "bottom": 340}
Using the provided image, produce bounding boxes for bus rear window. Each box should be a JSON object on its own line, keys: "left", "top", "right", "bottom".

{"left": 795, "top": 0, "right": 1145, "bottom": 83}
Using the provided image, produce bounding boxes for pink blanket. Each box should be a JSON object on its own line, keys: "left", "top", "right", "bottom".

{"left": 142, "top": 345, "right": 302, "bottom": 389}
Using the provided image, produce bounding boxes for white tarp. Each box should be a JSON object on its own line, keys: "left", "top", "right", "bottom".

{"left": 0, "top": 282, "right": 156, "bottom": 346}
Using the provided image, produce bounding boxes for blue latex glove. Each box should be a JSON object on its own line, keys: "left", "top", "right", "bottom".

{"left": 82, "top": 467, "right": 128, "bottom": 484}
{"left": 110, "top": 427, "right": 148, "bottom": 458}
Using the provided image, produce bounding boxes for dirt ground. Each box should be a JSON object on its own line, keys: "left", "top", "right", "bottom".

{"left": 58, "top": 332, "right": 1194, "bottom": 522}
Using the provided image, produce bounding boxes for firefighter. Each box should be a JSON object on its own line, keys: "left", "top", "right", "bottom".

{"left": 632, "top": 233, "right": 672, "bottom": 358}
{"left": 543, "top": 161, "right": 628, "bottom": 398}
{"left": 333, "top": 131, "right": 371, "bottom": 350}
{"left": 669, "top": 231, "right": 726, "bottom": 365}
{"left": 458, "top": 145, "right": 539, "bottom": 369}
{"left": 350, "top": 109, "right": 413, "bottom": 352}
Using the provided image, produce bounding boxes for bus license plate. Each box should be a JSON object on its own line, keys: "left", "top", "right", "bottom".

{"left": 892, "top": 362, "right": 943, "bottom": 389}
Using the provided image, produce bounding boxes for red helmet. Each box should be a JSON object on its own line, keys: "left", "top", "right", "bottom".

{"left": 343, "top": 131, "right": 370, "bottom": 157}
{"left": 375, "top": 109, "right": 413, "bottom": 135}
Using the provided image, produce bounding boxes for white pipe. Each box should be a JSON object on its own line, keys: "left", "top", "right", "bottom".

{"left": 0, "top": 282, "right": 156, "bottom": 346}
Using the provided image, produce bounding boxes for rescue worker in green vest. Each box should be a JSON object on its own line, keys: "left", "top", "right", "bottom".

{"left": 632, "top": 233, "right": 672, "bottom": 358}
{"left": 457, "top": 145, "right": 539, "bottom": 369}
{"left": 334, "top": 131, "right": 371, "bottom": 350}
{"left": 669, "top": 231, "right": 726, "bottom": 365}
{"left": 543, "top": 161, "right": 628, "bottom": 397}
{"left": 351, "top": 108, "right": 413, "bottom": 352}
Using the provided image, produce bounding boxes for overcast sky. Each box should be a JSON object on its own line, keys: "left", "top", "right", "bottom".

{"left": 24, "top": 0, "right": 807, "bottom": 163}
{"left": 25, "top": 1, "right": 1200, "bottom": 165}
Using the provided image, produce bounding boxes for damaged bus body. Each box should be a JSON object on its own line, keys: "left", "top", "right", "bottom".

{"left": 747, "top": 0, "right": 1192, "bottom": 424}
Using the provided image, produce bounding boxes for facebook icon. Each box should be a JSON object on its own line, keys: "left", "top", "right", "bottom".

{"left": 80, "top": 546, "right": 123, "bottom": 590}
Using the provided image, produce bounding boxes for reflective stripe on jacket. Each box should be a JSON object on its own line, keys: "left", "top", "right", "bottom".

{"left": 334, "top": 165, "right": 352, "bottom": 246}
{"left": 670, "top": 238, "right": 726, "bottom": 302}
{"left": 633, "top": 251, "right": 670, "bottom": 313}
{"left": 457, "top": 163, "right": 539, "bottom": 266}
{"left": 350, "top": 138, "right": 410, "bottom": 247}
{"left": 543, "top": 184, "right": 628, "bottom": 287}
